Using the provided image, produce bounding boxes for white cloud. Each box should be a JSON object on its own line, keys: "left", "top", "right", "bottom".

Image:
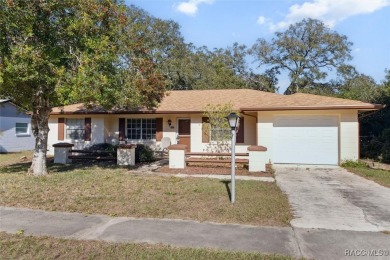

{"left": 175, "top": 0, "right": 214, "bottom": 16}
{"left": 257, "top": 16, "right": 266, "bottom": 25}
{"left": 267, "top": 0, "right": 390, "bottom": 31}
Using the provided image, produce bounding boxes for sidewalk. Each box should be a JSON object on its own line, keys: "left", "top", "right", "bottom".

{"left": 1, "top": 206, "right": 390, "bottom": 259}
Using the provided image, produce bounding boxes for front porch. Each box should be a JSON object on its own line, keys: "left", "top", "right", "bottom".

{"left": 47, "top": 112, "right": 259, "bottom": 156}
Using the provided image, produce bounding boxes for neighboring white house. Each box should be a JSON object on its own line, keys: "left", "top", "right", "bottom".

{"left": 0, "top": 99, "right": 35, "bottom": 153}
{"left": 47, "top": 89, "right": 383, "bottom": 165}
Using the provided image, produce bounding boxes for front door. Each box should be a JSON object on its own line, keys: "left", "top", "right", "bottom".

{"left": 178, "top": 119, "right": 191, "bottom": 152}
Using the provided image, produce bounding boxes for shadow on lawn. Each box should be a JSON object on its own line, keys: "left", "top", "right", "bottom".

{"left": 221, "top": 180, "right": 232, "bottom": 201}
{"left": 0, "top": 159, "right": 138, "bottom": 174}
{"left": 48, "top": 160, "right": 121, "bottom": 173}
{"left": 0, "top": 162, "right": 31, "bottom": 174}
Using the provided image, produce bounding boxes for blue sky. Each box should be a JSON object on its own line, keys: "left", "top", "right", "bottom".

{"left": 126, "top": 0, "right": 390, "bottom": 92}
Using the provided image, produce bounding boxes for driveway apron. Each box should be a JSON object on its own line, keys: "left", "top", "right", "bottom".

{"left": 274, "top": 165, "right": 390, "bottom": 231}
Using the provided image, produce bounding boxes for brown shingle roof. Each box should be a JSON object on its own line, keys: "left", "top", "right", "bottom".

{"left": 51, "top": 89, "right": 382, "bottom": 114}
{"left": 157, "top": 89, "right": 283, "bottom": 112}
{"left": 242, "top": 92, "right": 383, "bottom": 111}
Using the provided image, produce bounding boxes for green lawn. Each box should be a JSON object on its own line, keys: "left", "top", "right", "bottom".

{"left": 343, "top": 162, "right": 390, "bottom": 188}
{"left": 0, "top": 232, "right": 295, "bottom": 260}
{"left": 0, "top": 152, "right": 292, "bottom": 226}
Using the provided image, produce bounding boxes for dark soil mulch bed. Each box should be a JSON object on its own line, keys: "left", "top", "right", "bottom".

{"left": 157, "top": 163, "right": 273, "bottom": 177}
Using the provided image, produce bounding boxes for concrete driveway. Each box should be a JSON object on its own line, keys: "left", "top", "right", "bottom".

{"left": 274, "top": 165, "right": 390, "bottom": 231}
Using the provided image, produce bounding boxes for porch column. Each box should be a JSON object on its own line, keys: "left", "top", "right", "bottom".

{"left": 168, "top": 144, "right": 187, "bottom": 169}
{"left": 53, "top": 143, "right": 74, "bottom": 164}
{"left": 248, "top": 145, "right": 267, "bottom": 172}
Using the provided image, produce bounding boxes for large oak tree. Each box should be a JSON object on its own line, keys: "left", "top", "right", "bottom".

{"left": 251, "top": 18, "right": 352, "bottom": 94}
{"left": 0, "top": 0, "right": 165, "bottom": 176}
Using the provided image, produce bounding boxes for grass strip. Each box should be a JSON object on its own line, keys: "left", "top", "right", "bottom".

{"left": 0, "top": 232, "right": 297, "bottom": 260}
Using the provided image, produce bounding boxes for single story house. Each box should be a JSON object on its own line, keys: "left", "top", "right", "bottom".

{"left": 48, "top": 89, "right": 382, "bottom": 165}
{"left": 0, "top": 99, "right": 35, "bottom": 153}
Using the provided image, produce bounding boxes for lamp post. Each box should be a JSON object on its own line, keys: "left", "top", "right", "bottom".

{"left": 226, "top": 112, "right": 240, "bottom": 204}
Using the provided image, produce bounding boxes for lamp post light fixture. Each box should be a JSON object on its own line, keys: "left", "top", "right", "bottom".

{"left": 226, "top": 112, "right": 240, "bottom": 204}
{"left": 167, "top": 119, "right": 174, "bottom": 129}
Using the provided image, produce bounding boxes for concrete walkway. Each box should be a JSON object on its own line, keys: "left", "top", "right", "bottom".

{"left": 132, "top": 171, "right": 275, "bottom": 182}
{"left": 1, "top": 206, "right": 390, "bottom": 260}
{"left": 131, "top": 168, "right": 275, "bottom": 182}
{"left": 130, "top": 159, "right": 274, "bottom": 182}
{"left": 165, "top": 173, "right": 274, "bottom": 182}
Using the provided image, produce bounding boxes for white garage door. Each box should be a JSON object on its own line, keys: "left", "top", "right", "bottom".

{"left": 273, "top": 116, "right": 338, "bottom": 165}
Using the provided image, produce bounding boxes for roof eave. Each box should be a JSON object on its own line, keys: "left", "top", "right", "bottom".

{"left": 50, "top": 110, "right": 205, "bottom": 115}
{"left": 0, "top": 99, "right": 11, "bottom": 104}
{"left": 50, "top": 104, "right": 385, "bottom": 115}
{"left": 0, "top": 99, "right": 31, "bottom": 113}
{"left": 240, "top": 104, "right": 385, "bottom": 112}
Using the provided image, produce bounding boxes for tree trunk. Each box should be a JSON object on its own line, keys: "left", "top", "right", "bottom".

{"left": 28, "top": 97, "right": 51, "bottom": 176}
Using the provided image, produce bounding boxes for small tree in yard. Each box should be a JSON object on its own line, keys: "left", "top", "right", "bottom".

{"left": 202, "top": 103, "right": 239, "bottom": 153}
{"left": 0, "top": 1, "right": 165, "bottom": 176}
